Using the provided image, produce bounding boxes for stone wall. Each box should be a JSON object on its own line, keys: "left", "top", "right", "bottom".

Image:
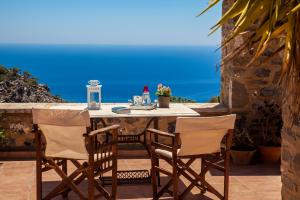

{"left": 221, "top": 0, "right": 283, "bottom": 145}
{"left": 0, "top": 113, "right": 176, "bottom": 151}
{"left": 0, "top": 113, "right": 34, "bottom": 151}
{"left": 280, "top": 7, "right": 300, "bottom": 199}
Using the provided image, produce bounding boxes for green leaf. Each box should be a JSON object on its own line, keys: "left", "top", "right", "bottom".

{"left": 290, "top": 3, "right": 300, "bottom": 14}
{"left": 197, "top": 0, "right": 221, "bottom": 17}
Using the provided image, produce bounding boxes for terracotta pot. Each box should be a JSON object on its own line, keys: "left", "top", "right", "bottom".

{"left": 259, "top": 146, "right": 281, "bottom": 164}
{"left": 230, "top": 148, "right": 256, "bottom": 165}
{"left": 158, "top": 96, "right": 170, "bottom": 108}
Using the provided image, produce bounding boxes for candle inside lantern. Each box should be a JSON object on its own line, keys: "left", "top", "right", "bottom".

{"left": 91, "top": 101, "right": 96, "bottom": 108}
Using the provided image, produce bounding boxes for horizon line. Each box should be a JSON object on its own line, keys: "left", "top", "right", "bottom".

{"left": 0, "top": 42, "right": 220, "bottom": 47}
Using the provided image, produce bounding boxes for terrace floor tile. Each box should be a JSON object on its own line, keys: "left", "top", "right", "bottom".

{"left": 0, "top": 159, "right": 281, "bottom": 200}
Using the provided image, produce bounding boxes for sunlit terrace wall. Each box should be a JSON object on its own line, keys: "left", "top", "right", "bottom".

{"left": 0, "top": 103, "right": 227, "bottom": 158}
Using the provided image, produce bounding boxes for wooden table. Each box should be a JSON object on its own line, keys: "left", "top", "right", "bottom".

{"left": 49, "top": 103, "right": 200, "bottom": 185}
{"left": 50, "top": 103, "right": 200, "bottom": 154}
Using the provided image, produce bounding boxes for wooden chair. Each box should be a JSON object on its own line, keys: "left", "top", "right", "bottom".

{"left": 148, "top": 114, "right": 236, "bottom": 200}
{"left": 32, "top": 108, "right": 119, "bottom": 200}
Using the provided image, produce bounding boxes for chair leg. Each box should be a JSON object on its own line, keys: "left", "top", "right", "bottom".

{"left": 36, "top": 158, "right": 42, "bottom": 200}
{"left": 111, "top": 156, "right": 118, "bottom": 200}
{"left": 88, "top": 135, "right": 95, "bottom": 200}
{"left": 44, "top": 159, "right": 88, "bottom": 200}
{"left": 200, "top": 158, "right": 207, "bottom": 194}
{"left": 224, "top": 152, "right": 230, "bottom": 200}
{"left": 111, "top": 128, "right": 118, "bottom": 200}
{"left": 151, "top": 155, "right": 158, "bottom": 200}
{"left": 36, "top": 131, "right": 42, "bottom": 200}
{"left": 172, "top": 163, "right": 179, "bottom": 200}
{"left": 153, "top": 117, "right": 161, "bottom": 187}
{"left": 157, "top": 158, "right": 161, "bottom": 187}
{"left": 61, "top": 160, "right": 69, "bottom": 199}
{"left": 61, "top": 160, "right": 68, "bottom": 199}
{"left": 88, "top": 166, "right": 95, "bottom": 200}
{"left": 201, "top": 158, "right": 205, "bottom": 178}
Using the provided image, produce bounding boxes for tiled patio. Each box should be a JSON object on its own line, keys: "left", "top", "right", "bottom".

{"left": 0, "top": 159, "right": 281, "bottom": 200}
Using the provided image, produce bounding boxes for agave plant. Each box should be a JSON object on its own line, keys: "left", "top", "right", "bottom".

{"left": 200, "top": 0, "right": 300, "bottom": 125}
{"left": 199, "top": 0, "right": 300, "bottom": 77}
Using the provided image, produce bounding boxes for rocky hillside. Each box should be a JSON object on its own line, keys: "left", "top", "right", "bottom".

{"left": 0, "top": 65, "right": 64, "bottom": 103}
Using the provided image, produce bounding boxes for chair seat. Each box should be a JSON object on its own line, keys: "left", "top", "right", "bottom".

{"left": 155, "top": 149, "right": 180, "bottom": 159}
{"left": 155, "top": 148, "right": 222, "bottom": 159}
{"left": 49, "top": 151, "right": 112, "bottom": 160}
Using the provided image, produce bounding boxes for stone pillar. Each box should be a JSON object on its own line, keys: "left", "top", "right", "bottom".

{"left": 221, "top": 0, "right": 282, "bottom": 120}
{"left": 281, "top": 6, "right": 300, "bottom": 199}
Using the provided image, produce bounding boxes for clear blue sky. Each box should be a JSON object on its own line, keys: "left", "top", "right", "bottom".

{"left": 0, "top": 0, "right": 221, "bottom": 46}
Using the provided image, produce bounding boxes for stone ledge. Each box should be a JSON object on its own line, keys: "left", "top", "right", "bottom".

{"left": 0, "top": 151, "right": 35, "bottom": 160}
{"left": 0, "top": 103, "right": 228, "bottom": 115}
{"left": 0, "top": 103, "right": 85, "bottom": 114}
{"left": 185, "top": 103, "right": 229, "bottom": 114}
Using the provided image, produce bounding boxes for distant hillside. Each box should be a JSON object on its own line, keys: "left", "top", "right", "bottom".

{"left": 0, "top": 65, "right": 64, "bottom": 103}
{"left": 170, "top": 96, "right": 196, "bottom": 103}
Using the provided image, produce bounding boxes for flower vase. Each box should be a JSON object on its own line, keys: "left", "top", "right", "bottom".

{"left": 158, "top": 96, "right": 170, "bottom": 108}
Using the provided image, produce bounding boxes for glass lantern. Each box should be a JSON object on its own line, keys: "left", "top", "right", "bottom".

{"left": 87, "top": 80, "right": 102, "bottom": 110}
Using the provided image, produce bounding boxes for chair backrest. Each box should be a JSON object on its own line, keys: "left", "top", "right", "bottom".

{"left": 175, "top": 114, "right": 236, "bottom": 156}
{"left": 32, "top": 108, "right": 91, "bottom": 160}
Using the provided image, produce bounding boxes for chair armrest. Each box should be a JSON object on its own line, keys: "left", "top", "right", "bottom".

{"left": 147, "top": 128, "right": 179, "bottom": 156}
{"left": 87, "top": 124, "right": 120, "bottom": 137}
{"left": 32, "top": 124, "right": 39, "bottom": 133}
{"left": 147, "top": 128, "right": 175, "bottom": 138}
{"left": 147, "top": 128, "right": 180, "bottom": 152}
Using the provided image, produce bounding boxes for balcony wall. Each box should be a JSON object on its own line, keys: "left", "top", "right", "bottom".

{"left": 0, "top": 103, "right": 228, "bottom": 158}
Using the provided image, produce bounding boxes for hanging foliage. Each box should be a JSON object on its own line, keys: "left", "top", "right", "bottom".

{"left": 199, "top": 0, "right": 300, "bottom": 81}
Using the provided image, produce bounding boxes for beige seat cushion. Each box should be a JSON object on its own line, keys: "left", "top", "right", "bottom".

{"left": 50, "top": 150, "right": 88, "bottom": 160}
{"left": 155, "top": 149, "right": 180, "bottom": 159}
{"left": 49, "top": 152, "right": 113, "bottom": 161}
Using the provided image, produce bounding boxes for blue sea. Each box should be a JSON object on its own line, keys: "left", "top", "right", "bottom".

{"left": 0, "top": 44, "right": 221, "bottom": 103}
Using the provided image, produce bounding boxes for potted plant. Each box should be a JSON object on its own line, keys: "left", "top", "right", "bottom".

{"left": 0, "top": 128, "right": 10, "bottom": 149}
{"left": 251, "top": 101, "right": 282, "bottom": 164}
{"left": 230, "top": 128, "right": 256, "bottom": 165}
{"left": 155, "top": 83, "right": 171, "bottom": 108}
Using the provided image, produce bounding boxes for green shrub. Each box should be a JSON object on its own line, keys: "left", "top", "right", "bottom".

{"left": 170, "top": 96, "right": 196, "bottom": 103}
{"left": 0, "top": 129, "right": 5, "bottom": 139}
{"left": 23, "top": 71, "right": 32, "bottom": 79}
{"left": 0, "top": 65, "right": 8, "bottom": 75}
{"left": 11, "top": 67, "right": 20, "bottom": 76}
{"left": 0, "top": 74, "right": 7, "bottom": 82}
{"left": 26, "top": 78, "right": 38, "bottom": 86}
{"left": 208, "top": 96, "right": 220, "bottom": 103}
